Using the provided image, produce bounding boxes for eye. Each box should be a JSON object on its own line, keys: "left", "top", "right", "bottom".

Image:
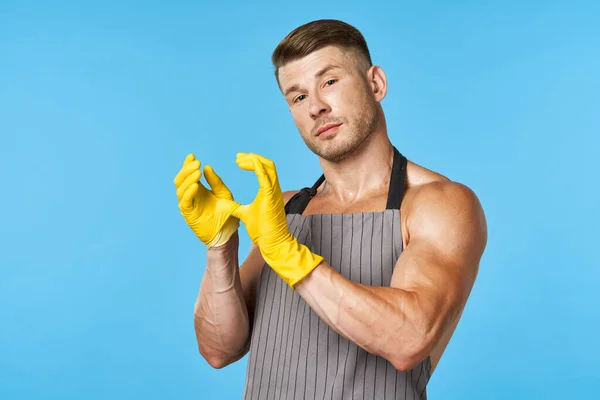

{"left": 294, "top": 94, "right": 307, "bottom": 103}
{"left": 325, "top": 79, "right": 337, "bottom": 86}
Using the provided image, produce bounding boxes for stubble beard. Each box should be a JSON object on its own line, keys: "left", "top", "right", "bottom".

{"left": 301, "top": 99, "right": 380, "bottom": 163}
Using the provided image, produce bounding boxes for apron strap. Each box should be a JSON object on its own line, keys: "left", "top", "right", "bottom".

{"left": 386, "top": 147, "right": 408, "bottom": 210}
{"left": 284, "top": 175, "right": 324, "bottom": 215}
{"left": 284, "top": 147, "right": 407, "bottom": 215}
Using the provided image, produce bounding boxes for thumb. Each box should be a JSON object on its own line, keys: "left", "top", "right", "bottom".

{"left": 204, "top": 165, "right": 234, "bottom": 200}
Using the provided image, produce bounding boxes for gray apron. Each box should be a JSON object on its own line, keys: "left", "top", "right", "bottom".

{"left": 242, "top": 147, "right": 431, "bottom": 399}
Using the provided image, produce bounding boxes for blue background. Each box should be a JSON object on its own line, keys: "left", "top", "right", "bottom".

{"left": 1, "top": 1, "right": 598, "bottom": 399}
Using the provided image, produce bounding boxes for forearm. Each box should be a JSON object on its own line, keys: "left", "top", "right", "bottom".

{"left": 295, "top": 262, "right": 433, "bottom": 371}
{"left": 194, "top": 232, "right": 250, "bottom": 368}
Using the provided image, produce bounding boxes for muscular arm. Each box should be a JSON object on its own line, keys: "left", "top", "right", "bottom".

{"left": 193, "top": 191, "right": 298, "bottom": 368}
{"left": 294, "top": 182, "right": 487, "bottom": 371}
{"left": 193, "top": 233, "right": 261, "bottom": 368}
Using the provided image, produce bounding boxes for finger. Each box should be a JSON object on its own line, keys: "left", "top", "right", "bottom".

{"left": 236, "top": 153, "right": 272, "bottom": 189}
{"left": 245, "top": 153, "right": 278, "bottom": 187}
{"left": 250, "top": 153, "right": 276, "bottom": 170}
{"left": 174, "top": 159, "right": 201, "bottom": 187}
{"left": 183, "top": 153, "right": 195, "bottom": 165}
{"left": 180, "top": 182, "right": 199, "bottom": 210}
{"left": 204, "top": 165, "right": 234, "bottom": 200}
{"left": 174, "top": 158, "right": 200, "bottom": 187}
{"left": 252, "top": 155, "right": 274, "bottom": 189}
{"left": 238, "top": 152, "right": 276, "bottom": 176}
{"left": 176, "top": 169, "right": 201, "bottom": 201}
{"left": 235, "top": 153, "right": 256, "bottom": 171}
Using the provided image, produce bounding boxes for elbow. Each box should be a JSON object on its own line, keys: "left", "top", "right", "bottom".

{"left": 199, "top": 346, "right": 225, "bottom": 369}
{"left": 199, "top": 340, "right": 250, "bottom": 370}
{"left": 205, "top": 355, "right": 231, "bottom": 369}
{"left": 390, "top": 356, "right": 422, "bottom": 372}
{"left": 388, "top": 337, "right": 434, "bottom": 372}
{"left": 200, "top": 348, "right": 234, "bottom": 369}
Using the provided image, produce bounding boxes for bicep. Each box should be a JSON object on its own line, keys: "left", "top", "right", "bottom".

{"left": 389, "top": 239, "right": 475, "bottom": 328}
{"left": 389, "top": 182, "right": 487, "bottom": 338}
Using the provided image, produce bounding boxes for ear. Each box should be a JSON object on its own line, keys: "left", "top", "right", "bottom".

{"left": 366, "top": 65, "right": 387, "bottom": 102}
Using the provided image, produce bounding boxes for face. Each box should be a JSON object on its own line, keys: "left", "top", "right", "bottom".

{"left": 278, "top": 46, "right": 386, "bottom": 162}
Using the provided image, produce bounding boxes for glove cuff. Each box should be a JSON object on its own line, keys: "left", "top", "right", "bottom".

{"left": 261, "top": 237, "right": 324, "bottom": 289}
{"left": 206, "top": 217, "right": 240, "bottom": 249}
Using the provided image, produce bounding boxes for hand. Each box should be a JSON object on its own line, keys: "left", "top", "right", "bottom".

{"left": 174, "top": 153, "right": 240, "bottom": 248}
{"left": 230, "top": 153, "right": 292, "bottom": 250}
{"left": 231, "top": 153, "right": 323, "bottom": 289}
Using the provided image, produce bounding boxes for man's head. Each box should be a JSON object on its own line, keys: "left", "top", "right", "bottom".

{"left": 272, "top": 19, "right": 387, "bottom": 162}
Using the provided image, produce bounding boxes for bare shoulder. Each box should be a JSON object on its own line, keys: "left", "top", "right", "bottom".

{"left": 401, "top": 160, "right": 488, "bottom": 257}
{"left": 282, "top": 190, "right": 300, "bottom": 205}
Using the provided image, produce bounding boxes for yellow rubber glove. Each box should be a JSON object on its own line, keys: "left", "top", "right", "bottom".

{"left": 231, "top": 153, "right": 324, "bottom": 289}
{"left": 174, "top": 153, "right": 239, "bottom": 248}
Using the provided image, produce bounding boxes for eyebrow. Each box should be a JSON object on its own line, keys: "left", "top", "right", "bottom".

{"left": 283, "top": 64, "right": 341, "bottom": 97}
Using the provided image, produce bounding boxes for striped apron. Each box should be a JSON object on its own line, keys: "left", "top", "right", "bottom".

{"left": 242, "top": 147, "right": 431, "bottom": 399}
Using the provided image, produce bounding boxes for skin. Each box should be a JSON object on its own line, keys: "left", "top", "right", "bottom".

{"left": 193, "top": 45, "right": 487, "bottom": 375}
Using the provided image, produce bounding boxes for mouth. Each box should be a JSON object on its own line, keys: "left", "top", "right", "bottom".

{"left": 316, "top": 123, "right": 342, "bottom": 137}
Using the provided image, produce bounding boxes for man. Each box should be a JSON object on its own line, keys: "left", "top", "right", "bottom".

{"left": 174, "top": 19, "right": 487, "bottom": 399}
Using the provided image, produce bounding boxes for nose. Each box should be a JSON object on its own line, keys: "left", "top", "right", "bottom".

{"left": 309, "top": 93, "right": 331, "bottom": 120}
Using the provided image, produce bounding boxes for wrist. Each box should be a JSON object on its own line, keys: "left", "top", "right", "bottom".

{"left": 259, "top": 234, "right": 297, "bottom": 263}
{"left": 205, "top": 217, "right": 240, "bottom": 249}
{"left": 206, "top": 231, "right": 239, "bottom": 259}
{"left": 260, "top": 237, "right": 324, "bottom": 289}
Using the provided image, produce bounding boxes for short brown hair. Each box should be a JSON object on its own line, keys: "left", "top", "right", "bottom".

{"left": 271, "top": 19, "right": 372, "bottom": 84}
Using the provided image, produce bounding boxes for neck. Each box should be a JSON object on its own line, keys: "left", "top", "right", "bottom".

{"left": 318, "top": 128, "right": 394, "bottom": 204}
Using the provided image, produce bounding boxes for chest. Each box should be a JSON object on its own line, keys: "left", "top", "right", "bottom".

{"left": 302, "top": 191, "right": 390, "bottom": 216}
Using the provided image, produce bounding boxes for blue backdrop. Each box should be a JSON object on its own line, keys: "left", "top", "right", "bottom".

{"left": 1, "top": 1, "right": 598, "bottom": 399}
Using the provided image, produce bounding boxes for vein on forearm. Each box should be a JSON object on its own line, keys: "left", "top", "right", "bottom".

{"left": 194, "top": 239, "right": 250, "bottom": 360}
{"left": 297, "top": 264, "right": 423, "bottom": 361}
